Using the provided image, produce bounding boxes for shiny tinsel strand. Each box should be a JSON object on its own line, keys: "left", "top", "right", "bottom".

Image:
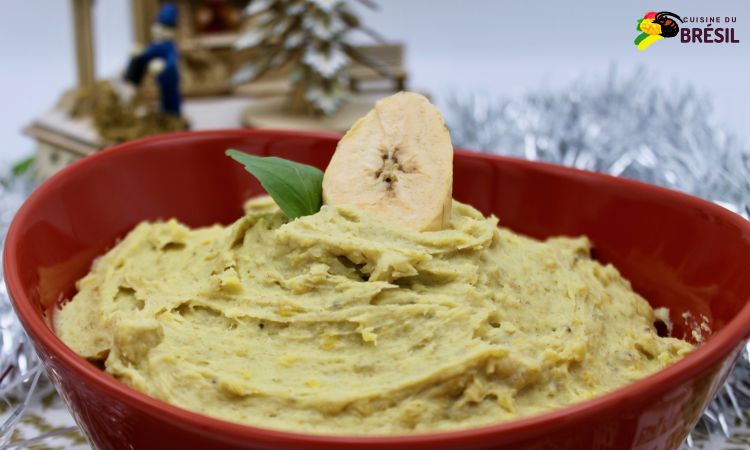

{"left": 0, "top": 166, "right": 41, "bottom": 447}
{"left": 445, "top": 67, "right": 750, "bottom": 218}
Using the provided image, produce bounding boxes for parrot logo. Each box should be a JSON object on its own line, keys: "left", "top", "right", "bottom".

{"left": 635, "top": 11, "right": 683, "bottom": 50}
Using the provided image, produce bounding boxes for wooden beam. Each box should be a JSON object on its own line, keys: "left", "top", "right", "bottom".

{"left": 131, "top": 0, "right": 150, "bottom": 46}
{"left": 176, "top": 0, "right": 195, "bottom": 42}
{"left": 71, "top": 0, "right": 96, "bottom": 88}
{"left": 24, "top": 122, "right": 100, "bottom": 157}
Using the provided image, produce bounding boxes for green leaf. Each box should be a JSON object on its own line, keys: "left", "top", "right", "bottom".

{"left": 226, "top": 150, "right": 324, "bottom": 219}
{"left": 636, "top": 18, "right": 644, "bottom": 31}
{"left": 11, "top": 156, "right": 34, "bottom": 177}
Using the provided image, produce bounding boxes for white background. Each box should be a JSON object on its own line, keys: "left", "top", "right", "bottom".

{"left": 0, "top": 0, "right": 747, "bottom": 164}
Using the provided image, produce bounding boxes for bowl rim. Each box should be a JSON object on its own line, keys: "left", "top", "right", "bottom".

{"left": 5, "top": 128, "right": 750, "bottom": 446}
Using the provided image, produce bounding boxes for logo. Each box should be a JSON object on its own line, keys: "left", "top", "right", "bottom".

{"left": 634, "top": 11, "right": 683, "bottom": 50}
{"left": 635, "top": 12, "right": 741, "bottom": 50}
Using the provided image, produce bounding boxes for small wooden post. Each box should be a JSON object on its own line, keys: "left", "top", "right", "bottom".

{"left": 71, "top": 0, "right": 96, "bottom": 88}
{"left": 131, "top": 0, "right": 148, "bottom": 46}
{"left": 131, "top": 0, "right": 152, "bottom": 47}
{"left": 176, "top": 0, "right": 195, "bottom": 42}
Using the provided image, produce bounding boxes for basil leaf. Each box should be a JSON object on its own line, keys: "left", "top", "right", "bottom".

{"left": 226, "top": 149, "right": 324, "bottom": 219}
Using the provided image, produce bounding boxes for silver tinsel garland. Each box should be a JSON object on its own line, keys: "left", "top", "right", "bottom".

{"left": 1, "top": 68, "right": 749, "bottom": 448}
{"left": 446, "top": 67, "right": 750, "bottom": 218}
{"left": 0, "top": 170, "right": 45, "bottom": 448}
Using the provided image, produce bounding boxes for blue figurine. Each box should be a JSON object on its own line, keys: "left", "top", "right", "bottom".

{"left": 124, "top": 3, "right": 182, "bottom": 116}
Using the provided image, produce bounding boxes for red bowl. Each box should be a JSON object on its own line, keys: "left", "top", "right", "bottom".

{"left": 5, "top": 130, "right": 750, "bottom": 450}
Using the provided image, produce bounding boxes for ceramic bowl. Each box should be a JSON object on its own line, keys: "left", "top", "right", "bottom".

{"left": 5, "top": 130, "right": 750, "bottom": 450}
